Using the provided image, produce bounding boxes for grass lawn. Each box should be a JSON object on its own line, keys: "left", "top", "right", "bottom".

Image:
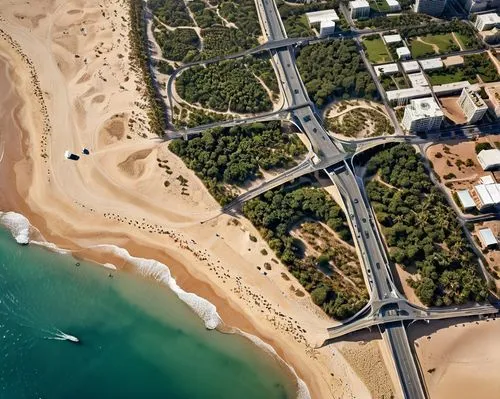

{"left": 428, "top": 71, "right": 472, "bottom": 85}
{"left": 428, "top": 53, "right": 499, "bottom": 85}
{"left": 454, "top": 32, "right": 471, "bottom": 49}
{"left": 370, "top": 0, "right": 391, "bottom": 12}
{"left": 410, "top": 39, "right": 435, "bottom": 58}
{"left": 422, "top": 33, "right": 458, "bottom": 52}
{"left": 364, "top": 37, "right": 392, "bottom": 63}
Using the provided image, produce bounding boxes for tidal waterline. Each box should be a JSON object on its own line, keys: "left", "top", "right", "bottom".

{"left": 0, "top": 227, "right": 296, "bottom": 399}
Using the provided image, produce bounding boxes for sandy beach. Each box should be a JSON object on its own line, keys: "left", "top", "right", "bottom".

{"left": 0, "top": 1, "right": 393, "bottom": 397}
{"left": 3, "top": 1, "right": 500, "bottom": 398}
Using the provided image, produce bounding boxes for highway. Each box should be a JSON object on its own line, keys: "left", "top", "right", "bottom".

{"left": 256, "top": 1, "right": 429, "bottom": 397}
{"left": 150, "top": 0, "right": 500, "bottom": 396}
{"left": 327, "top": 164, "right": 426, "bottom": 399}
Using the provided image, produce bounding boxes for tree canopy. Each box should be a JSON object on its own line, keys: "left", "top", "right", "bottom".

{"left": 366, "top": 144, "right": 488, "bottom": 306}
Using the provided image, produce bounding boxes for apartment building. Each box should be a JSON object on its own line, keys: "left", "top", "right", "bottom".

{"left": 457, "top": 88, "right": 488, "bottom": 123}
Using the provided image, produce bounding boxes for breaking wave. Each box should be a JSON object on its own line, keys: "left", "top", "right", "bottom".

{"left": 0, "top": 211, "right": 310, "bottom": 397}
{"left": 237, "top": 330, "right": 311, "bottom": 399}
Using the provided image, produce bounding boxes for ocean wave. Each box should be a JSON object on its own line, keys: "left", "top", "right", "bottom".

{"left": 89, "top": 244, "right": 221, "bottom": 330}
{"left": 0, "top": 212, "right": 307, "bottom": 397}
{"left": 0, "top": 211, "right": 31, "bottom": 244}
{"left": 237, "top": 330, "right": 311, "bottom": 399}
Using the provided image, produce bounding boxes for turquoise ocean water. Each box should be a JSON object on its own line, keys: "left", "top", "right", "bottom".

{"left": 0, "top": 227, "right": 296, "bottom": 399}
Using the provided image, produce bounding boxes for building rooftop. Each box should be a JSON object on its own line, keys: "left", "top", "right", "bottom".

{"left": 478, "top": 228, "right": 498, "bottom": 247}
{"left": 478, "top": 149, "right": 500, "bottom": 170}
{"left": 475, "top": 184, "right": 495, "bottom": 206}
{"left": 374, "top": 63, "right": 399, "bottom": 76}
{"left": 387, "top": 87, "right": 432, "bottom": 102}
{"left": 306, "top": 9, "right": 340, "bottom": 24}
{"left": 433, "top": 81, "right": 474, "bottom": 96}
{"left": 386, "top": 0, "right": 400, "bottom": 6}
{"left": 408, "top": 72, "right": 428, "bottom": 88}
{"left": 480, "top": 175, "right": 496, "bottom": 185}
{"left": 476, "top": 13, "right": 500, "bottom": 25}
{"left": 420, "top": 58, "right": 443, "bottom": 70}
{"left": 383, "top": 34, "right": 402, "bottom": 44}
{"left": 457, "top": 190, "right": 476, "bottom": 209}
{"left": 407, "top": 97, "right": 443, "bottom": 118}
{"left": 350, "top": 0, "right": 370, "bottom": 8}
{"left": 402, "top": 61, "right": 420, "bottom": 72}
{"left": 396, "top": 46, "right": 411, "bottom": 57}
{"left": 486, "top": 183, "right": 500, "bottom": 203}
{"left": 485, "top": 86, "right": 500, "bottom": 107}
{"left": 462, "top": 87, "right": 487, "bottom": 109}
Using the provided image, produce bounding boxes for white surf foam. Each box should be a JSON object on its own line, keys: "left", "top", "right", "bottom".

{"left": 0, "top": 212, "right": 307, "bottom": 396}
{"left": 89, "top": 244, "right": 221, "bottom": 330}
{"left": 0, "top": 211, "right": 31, "bottom": 244}
{"left": 237, "top": 330, "right": 311, "bottom": 399}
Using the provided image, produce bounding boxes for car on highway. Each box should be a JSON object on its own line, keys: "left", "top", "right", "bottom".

{"left": 302, "top": 115, "right": 311, "bottom": 122}
{"left": 354, "top": 198, "right": 359, "bottom": 204}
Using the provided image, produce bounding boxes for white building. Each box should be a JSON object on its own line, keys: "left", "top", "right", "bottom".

{"left": 477, "top": 149, "right": 500, "bottom": 170}
{"left": 402, "top": 61, "right": 420, "bottom": 73}
{"left": 408, "top": 72, "right": 429, "bottom": 88}
{"left": 387, "top": 87, "right": 432, "bottom": 105}
{"left": 474, "top": 184, "right": 496, "bottom": 208}
{"left": 464, "top": 0, "right": 488, "bottom": 13}
{"left": 485, "top": 86, "right": 500, "bottom": 118}
{"left": 349, "top": 0, "right": 370, "bottom": 19}
{"left": 386, "top": 0, "right": 402, "bottom": 12}
{"left": 478, "top": 228, "right": 498, "bottom": 248}
{"left": 475, "top": 13, "right": 500, "bottom": 31}
{"left": 480, "top": 175, "right": 496, "bottom": 185}
{"left": 396, "top": 46, "right": 411, "bottom": 60}
{"left": 414, "top": 0, "right": 447, "bottom": 16}
{"left": 420, "top": 58, "right": 444, "bottom": 71}
{"left": 457, "top": 189, "right": 476, "bottom": 210}
{"left": 383, "top": 34, "right": 402, "bottom": 44}
{"left": 402, "top": 97, "right": 444, "bottom": 132}
{"left": 457, "top": 87, "right": 488, "bottom": 124}
{"left": 374, "top": 63, "right": 399, "bottom": 77}
{"left": 306, "top": 9, "right": 340, "bottom": 37}
{"left": 433, "top": 81, "right": 476, "bottom": 96}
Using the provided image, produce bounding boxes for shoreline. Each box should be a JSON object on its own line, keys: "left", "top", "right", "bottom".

{"left": 0, "top": 10, "right": 335, "bottom": 397}
{"left": 0, "top": 1, "right": 397, "bottom": 397}
{"left": 0, "top": 210, "right": 307, "bottom": 397}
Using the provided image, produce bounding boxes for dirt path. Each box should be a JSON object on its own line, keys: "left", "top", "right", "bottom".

{"left": 415, "top": 36, "right": 439, "bottom": 53}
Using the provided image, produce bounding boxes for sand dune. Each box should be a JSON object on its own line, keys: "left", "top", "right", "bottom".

{"left": 0, "top": 0, "right": 405, "bottom": 398}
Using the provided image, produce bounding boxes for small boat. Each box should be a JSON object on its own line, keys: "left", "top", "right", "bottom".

{"left": 58, "top": 332, "right": 80, "bottom": 343}
{"left": 65, "top": 334, "right": 80, "bottom": 344}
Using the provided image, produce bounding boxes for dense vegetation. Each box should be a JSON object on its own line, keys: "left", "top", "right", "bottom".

{"left": 129, "top": 0, "right": 167, "bottom": 136}
{"left": 219, "top": 0, "right": 261, "bottom": 37}
{"left": 200, "top": 27, "right": 258, "bottom": 58}
{"left": 327, "top": 108, "right": 394, "bottom": 137}
{"left": 176, "top": 60, "right": 272, "bottom": 113}
{"left": 169, "top": 122, "right": 306, "bottom": 204}
{"left": 297, "top": 40, "right": 377, "bottom": 107}
{"left": 188, "top": 0, "right": 222, "bottom": 28}
{"left": 277, "top": 0, "right": 347, "bottom": 38}
{"left": 149, "top": 0, "right": 193, "bottom": 27}
{"left": 356, "top": 12, "right": 431, "bottom": 29}
{"left": 366, "top": 144, "right": 488, "bottom": 306}
{"left": 427, "top": 53, "right": 499, "bottom": 85}
{"left": 154, "top": 25, "right": 200, "bottom": 62}
{"left": 247, "top": 56, "right": 279, "bottom": 98}
{"left": 401, "top": 20, "right": 483, "bottom": 50}
{"left": 173, "top": 105, "right": 228, "bottom": 128}
{"left": 363, "top": 35, "right": 392, "bottom": 64}
{"left": 243, "top": 185, "right": 368, "bottom": 319}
